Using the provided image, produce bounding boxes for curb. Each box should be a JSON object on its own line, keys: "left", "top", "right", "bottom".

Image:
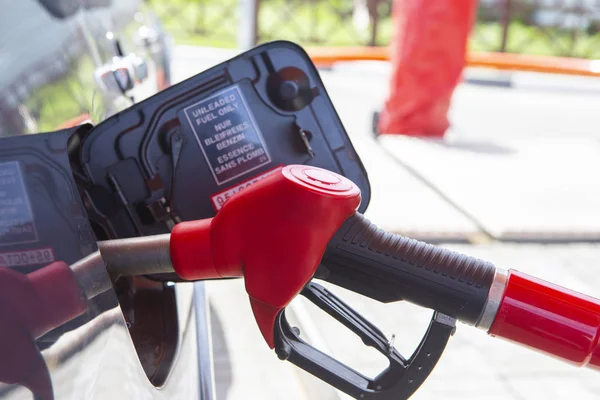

{"left": 306, "top": 46, "right": 600, "bottom": 78}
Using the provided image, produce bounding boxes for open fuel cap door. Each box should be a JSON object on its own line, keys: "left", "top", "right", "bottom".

{"left": 72, "top": 41, "right": 371, "bottom": 267}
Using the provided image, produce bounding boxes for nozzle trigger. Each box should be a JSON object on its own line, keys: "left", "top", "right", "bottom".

{"left": 274, "top": 282, "right": 456, "bottom": 399}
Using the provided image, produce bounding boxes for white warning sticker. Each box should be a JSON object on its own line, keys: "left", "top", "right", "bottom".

{"left": 183, "top": 85, "right": 272, "bottom": 185}
{"left": 211, "top": 166, "right": 283, "bottom": 211}
{"left": 0, "top": 161, "right": 38, "bottom": 246}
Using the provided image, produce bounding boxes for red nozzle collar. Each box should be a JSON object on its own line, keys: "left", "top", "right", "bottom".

{"left": 171, "top": 165, "right": 361, "bottom": 347}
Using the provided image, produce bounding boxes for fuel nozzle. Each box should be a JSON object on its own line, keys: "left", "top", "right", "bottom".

{"left": 96, "top": 164, "right": 600, "bottom": 399}
{"left": 98, "top": 165, "right": 456, "bottom": 399}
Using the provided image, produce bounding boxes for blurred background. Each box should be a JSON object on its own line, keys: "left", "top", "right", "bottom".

{"left": 150, "top": 0, "right": 600, "bottom": 56}
{"left": 151, "top": 1, "right": 600, "bottom": 399}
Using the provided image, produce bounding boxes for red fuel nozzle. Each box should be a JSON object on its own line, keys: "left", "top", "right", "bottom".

{"left": 157, "top": 164, "right": 600, "bottom": 373}
{"left": 0, "top": 262, "right": 88, "bottom": 399}
{"left": 169, "top": 165, "right": 361, "bottom": 347}
{"left": 0, "top": 262, "right": 88, "bottom": 343}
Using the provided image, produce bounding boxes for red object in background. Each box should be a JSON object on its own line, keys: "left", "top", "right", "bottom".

{"left": 0, "top": 262, "right": 88, "bottom": 399}
{"left": 378, "top": 0, "right": 478, "bottom": 137}
{"left": 170, "top": 165, "right": 361, "bottom": 348}
{"left": 489, "top": 270, "right": 600, "bottom": 370}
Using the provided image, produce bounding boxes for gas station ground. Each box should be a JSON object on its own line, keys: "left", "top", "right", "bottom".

{"left": 173, "top": 46, "right": 600, "bottom": 400}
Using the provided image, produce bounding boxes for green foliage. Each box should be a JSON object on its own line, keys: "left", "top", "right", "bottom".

{"left": 472, "top": 21, "right": 600, "bottom": 58}
{"left": 25, "top": 57, "right": 98, "bottom": 133}
{"left": 148, "top": 0, "right": 600, "bottom": 59}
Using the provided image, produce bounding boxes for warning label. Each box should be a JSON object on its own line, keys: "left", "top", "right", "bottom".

{"left": 184, "top": 85, "right": 271, "bottom": 185}
{"left": 0, "top": 247, "right": 55, "bottom": 268}
{"left": 211, "top": 166, "right": 282, "bottom": 211}
{"left": 0, "top": 162, "right": 38, "bottom": 246}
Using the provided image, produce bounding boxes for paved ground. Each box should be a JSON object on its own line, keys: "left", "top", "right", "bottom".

{"left": 172, "top": 46, "right": 600, "bottom": 400}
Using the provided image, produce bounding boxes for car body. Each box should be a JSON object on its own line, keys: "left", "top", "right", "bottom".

{"left": 0, "top": 1, "right": 214, "bottom": 399}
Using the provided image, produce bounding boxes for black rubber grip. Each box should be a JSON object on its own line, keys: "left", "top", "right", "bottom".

{"left": 318, "top": 213, "right": 496, "bottom": 325}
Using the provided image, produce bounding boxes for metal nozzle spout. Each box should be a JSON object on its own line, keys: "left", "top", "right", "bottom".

{"left": 97, "top": 234, "right": 174, "bottom": 279}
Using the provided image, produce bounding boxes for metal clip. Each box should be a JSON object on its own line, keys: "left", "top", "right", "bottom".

{"left": 298, "top": 128, "right": 315, "bottom": 158}
{"left": 293, "top": 122, "right": 315, "bottom": 159}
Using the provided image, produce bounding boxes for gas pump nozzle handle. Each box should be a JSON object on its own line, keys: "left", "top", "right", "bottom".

{"left": 320, "top": 212, "right": 497, "bottom": 327}
{"left": 99, "top": 165, "right": 600, "bottom": 372}
{"left": 319, "top": 213, "right": 600, "bottom": 371}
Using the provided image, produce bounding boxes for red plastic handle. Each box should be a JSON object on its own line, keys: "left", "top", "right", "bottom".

{"left": 170, "top": 165, "right": 361, "bottom": 347}
{"left": 0, "top": 262, "right": 88, "bottom": 398}
{"left": 489, "top": 270, "right": 600, "bottom": 370}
